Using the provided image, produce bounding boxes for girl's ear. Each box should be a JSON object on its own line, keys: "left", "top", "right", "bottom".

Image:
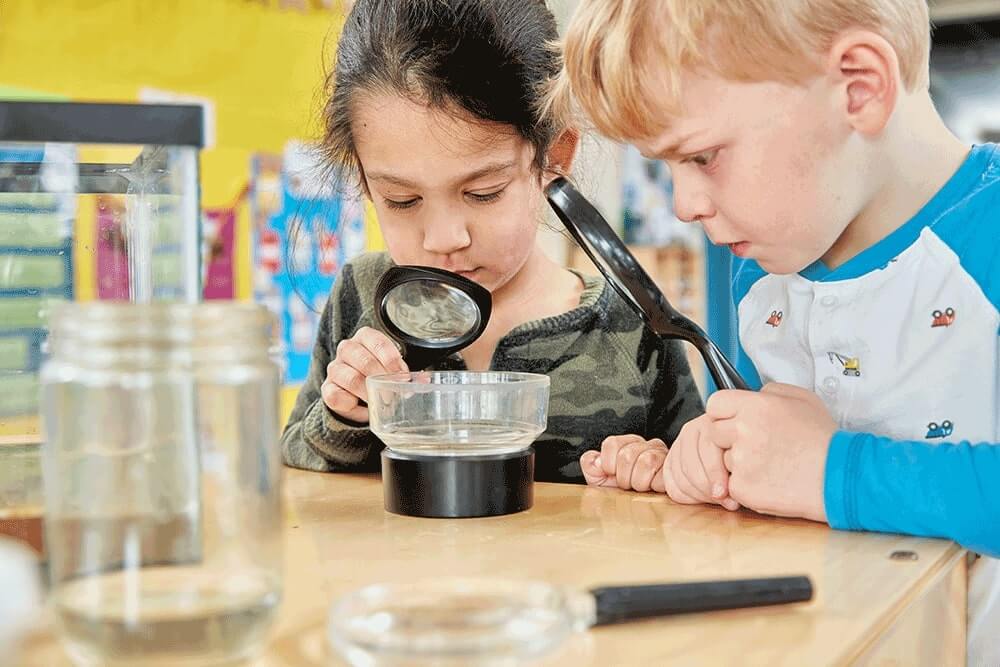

{"left": 543, "top": 128, "right": 580, "bottom": 184}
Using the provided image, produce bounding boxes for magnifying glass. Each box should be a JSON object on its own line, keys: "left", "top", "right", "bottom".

{"left": 545, "top": 177, "right": 749, "bottom": 391}
{"left": 374, "top": 266, "right": 492, "bottom": 371}
{"left": 328, "top": 575, "right": 813, "bottom": 663}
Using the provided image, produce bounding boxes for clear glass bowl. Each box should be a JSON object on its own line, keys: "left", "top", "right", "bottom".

{"left": 327, "top": 578, "right": 588, "bottom": 667}
{"left": 366, "top": 371, "right": 550, "bottom": 457}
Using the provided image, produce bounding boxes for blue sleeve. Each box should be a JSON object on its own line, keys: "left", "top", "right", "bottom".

{"left": 931, "top": 143, "right": 1000, "bottom": 310}
{"left": 825, "top": 146, "right": 1000, "bottom": 556}
{"left": 825, "top": 431, "right": 1000, "bottom": 557}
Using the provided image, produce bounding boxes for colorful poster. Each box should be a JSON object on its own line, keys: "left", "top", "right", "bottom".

{"left": 95, "top": 196, "right": 130, "bottom": 300}
{"left": 251, "top": 142, "right": 366, "bottom": 384}
{"left": 202, "top": 207, "right": 236, "bottom": 300}
{"left": 94, "top": 194, "right": 190, "bottom": 302}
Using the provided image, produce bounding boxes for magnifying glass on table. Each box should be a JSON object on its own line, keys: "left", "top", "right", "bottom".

{"left": 328, "top": 575, "right": 813, "bottom": 663}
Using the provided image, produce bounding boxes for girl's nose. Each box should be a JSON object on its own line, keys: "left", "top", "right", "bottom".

{"left": 422, "top": 216, "right": 472, "bottom": 255}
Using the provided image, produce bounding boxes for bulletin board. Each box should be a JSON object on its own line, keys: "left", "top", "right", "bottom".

{"left": 251, "top": 144, "right": 366, "bottom": 385}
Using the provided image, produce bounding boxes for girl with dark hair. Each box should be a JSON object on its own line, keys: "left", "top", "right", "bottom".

{"left": 281, "top": 0, "right": 703, "bottom": 483}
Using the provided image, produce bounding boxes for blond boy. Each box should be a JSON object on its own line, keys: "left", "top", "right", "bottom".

{"left": 554, "top": 1, "right": 1000, "bottom": 663}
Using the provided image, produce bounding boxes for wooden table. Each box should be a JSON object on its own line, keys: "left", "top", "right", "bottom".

{"left": 21, "top": 469, "right": 968, "bottom": 666}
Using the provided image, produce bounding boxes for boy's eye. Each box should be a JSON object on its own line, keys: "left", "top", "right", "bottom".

{"left": 384, "top": 197, "right": 420, "bottom": 210}
{"left": 685, "top": 149, "right": 719, "bottom": 168}
{"left": 466, "top": 187, "right": 506, "bottom": 204}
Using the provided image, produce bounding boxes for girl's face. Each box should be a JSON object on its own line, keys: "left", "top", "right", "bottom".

{"left": 352, "top": 93, "right": 546, "bottom": 292}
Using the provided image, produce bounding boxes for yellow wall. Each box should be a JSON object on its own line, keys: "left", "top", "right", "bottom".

{"left": 0, "top": 0, "right": 342, "bottom": 207}
{"left": 0, "top": 1, "right": 382, "bottom": 429}
{"left": 0, "top": 0, "right": 369, "bottom": 304}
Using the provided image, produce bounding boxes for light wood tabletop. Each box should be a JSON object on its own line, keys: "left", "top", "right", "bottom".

{"left": 20, "top": 468, "right": 967, "bottom": 666}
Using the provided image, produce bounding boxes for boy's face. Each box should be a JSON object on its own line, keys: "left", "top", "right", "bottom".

{"left": 353, "top": 93, "right": 544, "bottom": 292}
{"left": 632, "top": 71, "right": 874, "bottom": 274}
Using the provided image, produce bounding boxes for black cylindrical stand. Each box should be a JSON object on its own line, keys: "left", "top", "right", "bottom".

{"left": 381, "top": 449, "right": 534, "bottom": 518}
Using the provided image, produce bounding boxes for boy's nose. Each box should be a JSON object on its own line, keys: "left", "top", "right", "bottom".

{"left": 422, "top": 216, "right": 472, "bottom": 255}
{"left": 673, "top": 181, "right": 715, "bottom": 223}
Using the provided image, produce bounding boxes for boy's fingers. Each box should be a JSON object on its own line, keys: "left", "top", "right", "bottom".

{"left": 672, "top": 416, "right": 702, "bottom": 450}
{"left": 669, "top": 448, "right": 710, "bottom": 503}
{"left": 673, "top": 465, "right": 710, "bottom": 503}
{"left": 662, "top": 463, "right": 700, "bottom": 505}
{"left": 708, "top": 419, "right": 740, "bottom": 449}
{"left": 721, "top": 497, "right": 742, "bottom": 511}
{"left": 698, "top": 433, "right": 730, "bottom": 499}
{"left": 705, "top": 389, "right": 752, "bottom": 420}
{"left": 760, "top": 382, "right": 807, "bottom": 399}
{"left": 678, "top": 431, "right": 713, "bottom": 499}
{"left": 723, "top": 449, "right": 736, "bottom": 472}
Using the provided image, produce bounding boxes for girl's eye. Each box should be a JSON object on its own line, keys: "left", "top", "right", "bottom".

{"left": 384, "top": 197, "right": 420, "bottom": 210}
{"left": 466, "top": 188, "right": 505, "bottom": 204}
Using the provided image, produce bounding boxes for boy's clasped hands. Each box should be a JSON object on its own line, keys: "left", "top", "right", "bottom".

{"left": 581, "top": 383, "right": 836, "bottom": 523}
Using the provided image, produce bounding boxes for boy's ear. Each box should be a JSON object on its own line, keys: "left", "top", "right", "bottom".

{"left": 827, "top": 31, "right": 900, "bottom": 136}
{"left": 543, "top": 128, "right": 580, "bottom": 184}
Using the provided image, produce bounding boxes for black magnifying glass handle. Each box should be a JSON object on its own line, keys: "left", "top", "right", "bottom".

{"left": 702, "top": 339, "right": 751, "bottom": 391}
{"left": 589, "top": 575, "right": 813, "bottom": 625}
{"left": 401, "top": 344, "right": 448, "bottom": 373}
{"left": 545, "top": 177, "right": 751, "bottom": 392}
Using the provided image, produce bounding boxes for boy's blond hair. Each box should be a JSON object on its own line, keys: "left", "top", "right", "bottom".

{"left": 551, "top": 0, "right": 930, "bottom": 142}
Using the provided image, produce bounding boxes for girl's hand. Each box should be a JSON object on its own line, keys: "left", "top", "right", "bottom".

{"left": 580, "top": 434, "right": 668, "bottom": 492}
{"left": 321, "top": 327, "right": 408, "bottom": 423}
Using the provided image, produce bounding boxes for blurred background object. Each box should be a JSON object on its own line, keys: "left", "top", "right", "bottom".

{"left": 0, "top": 536, "right": 43, "bottom": 665}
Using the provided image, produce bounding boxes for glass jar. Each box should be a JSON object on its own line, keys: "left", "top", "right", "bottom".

{"left": 0, "top": 102, "right": 205, "bottom": 540}
{"left": 40, "top": 302, "right": 283, "bottom": 667}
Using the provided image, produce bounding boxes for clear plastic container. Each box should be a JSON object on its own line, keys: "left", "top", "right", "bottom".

{"left": 40, "top": 302, "right": 282, "bottom": 666}
{"left": 366, "top": 371, "right": 550, "bottom": 457}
